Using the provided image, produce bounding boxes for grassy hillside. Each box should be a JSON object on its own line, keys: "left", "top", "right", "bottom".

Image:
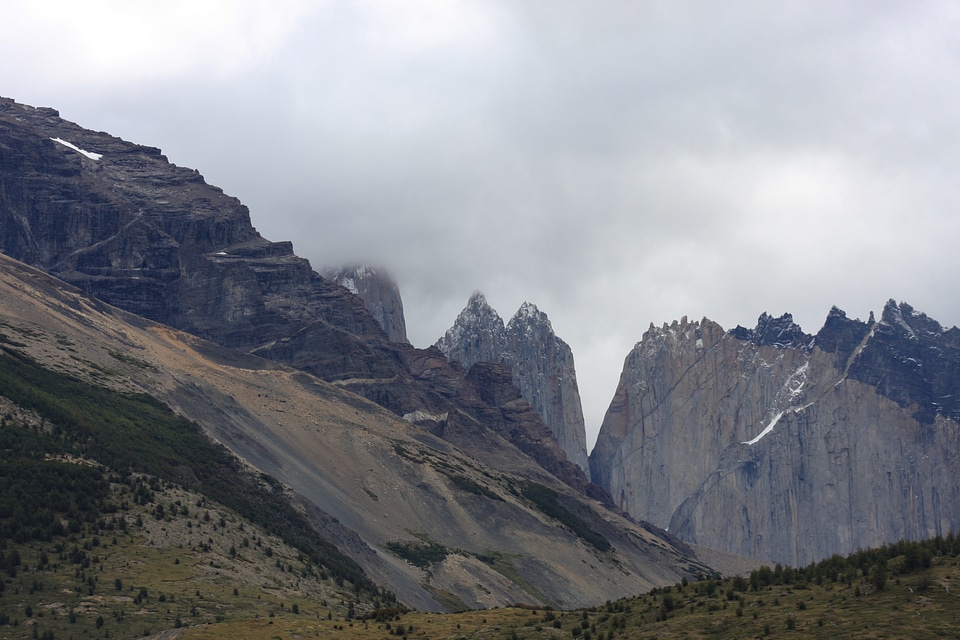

{"left": 176, "top": 536, "right": 960, "bottom": 639}
{"left": 0, "top": 477, "right": 371, "bottom": 639}
{"left": 0, "top": 346, "right": 394, "bottom": 638}
{"left": 3, "top": 338, "right": 959, "bottom": 639}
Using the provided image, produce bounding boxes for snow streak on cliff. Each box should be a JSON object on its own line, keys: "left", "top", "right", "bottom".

{"left": 591, "top": 304, "right": 960, "bottom": 566}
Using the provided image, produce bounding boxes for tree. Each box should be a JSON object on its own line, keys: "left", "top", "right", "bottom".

{"left": 869, "top": 564, "right": 888, "bottom": 591}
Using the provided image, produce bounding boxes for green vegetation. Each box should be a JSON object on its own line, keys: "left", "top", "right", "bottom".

{"left": 0, "top": 347, "right": 391, "bottom": 602}
{"left": 0, "top": 420, "right": 111, "bottom": 543}
{"left": 0, "top": 476, "right": 365, "bottom": 639}
{"left": 448, "top": 474, "right": 504, "bottom": 500}
{"left": 385, "top": 540, "right": 450, "bottom": 569}
{"left": 3, "top": 339, "right": 960, "bottom": 639}
{"left": 521, "top": 482, "right": 611, "bottom": 553}
{"left": 163, "top": 535, "right": 960, "bottom": 638}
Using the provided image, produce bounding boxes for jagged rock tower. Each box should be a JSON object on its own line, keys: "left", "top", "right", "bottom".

{"left": 323, "top": 265, "right": 408, "bottom": 344}
{"left": 437, "top": 292, "right": 591, "bottom": 478}
{"left": 0, "top": 96, "right": 589, "bottom": 496}
{"left": 590, "top": 303, "right": 960, "bottom": 566}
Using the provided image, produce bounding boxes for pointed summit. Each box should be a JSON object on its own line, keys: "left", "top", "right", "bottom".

{"left": 505, "top": 302, "right": 590, "bottom": 477}
{"left": 438, "top": 295, "right": 591, "bottom": 479}
{"left": 435, "top": 291, "right": 507, "bottom": 368}
{"left": 730, "top": 312, "right": 812, "bottom": 349}
{"left": 513, "top": 300, "right": 545, "bottom": 322}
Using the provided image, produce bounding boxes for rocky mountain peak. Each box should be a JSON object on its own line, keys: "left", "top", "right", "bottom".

{"left": 846, "top": 299, "right": 960, "bottom": 424}
{"left": 435, "top": 290, "right": 507, "bottom": 368}
{"left": 635, "top": 316, "right": 726, "bottom": 359}
{"left": 509, "top": 301, "right": 548, "bottom": 327}
{"left": 812, "top": 306, "right": 873, "bottom": 368}
{"left": 730, "top": 312, "right": 813, "bottom": 349}
{"left": 438, "top": 294, "right": 591, "bottom": 479}
{"left": 323, "top": 264, "right": 408, "bottom": 343}
{"left": 591, "top": 300, "right": 960, "bottom": 566}
{"left": 880, "top": 299, "right": 945, "bottom": 342}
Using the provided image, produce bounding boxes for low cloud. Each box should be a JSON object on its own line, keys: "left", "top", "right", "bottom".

{"left": 3, "top": 0, "right": 959, "bottom": 445}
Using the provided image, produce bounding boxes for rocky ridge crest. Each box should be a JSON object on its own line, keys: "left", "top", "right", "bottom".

{"left": 0, "top": 96, "right": 600, "bottom": 495}
{"left": 590, "top": 303, "right": 960, "bottom": 566}
{"left": 437, "top": 292, "right": 591, "bottom": 478}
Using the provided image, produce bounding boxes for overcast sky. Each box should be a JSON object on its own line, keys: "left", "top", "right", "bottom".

{"left": 3, "top": 1, "right": 959, "bottom": 448}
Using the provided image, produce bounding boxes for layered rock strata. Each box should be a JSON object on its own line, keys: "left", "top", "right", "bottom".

{"left": 0, "top": 251, "right": 711, "bottom": 610}
{"left": 0, "top": 97, "right": 588, "bottom": 495}
{"left": 590, "top": 304, "right": 960, "bottom": 566}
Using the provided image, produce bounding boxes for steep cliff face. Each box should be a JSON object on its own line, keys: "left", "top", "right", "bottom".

{"left": 0, "top": 97, "right": 595, "bottom": 502}
{"left": 0, "top": 98, "right": 384, "bottom": 357}
{"left": 0, "top": 98, "right": 604, "bottom": 508}
{"left": 0, "top": 251, "right": 710, "bottom": 611}
{"left": 323, "top": 264, "right": 408, "bottom": 344}
{"left": 506, "top": 302, "right": 591, "bottom": 477}
{"left": 437, "top": 293, "right": 591, "bottom": 479}
{"left": 590, "top": 304, "right": 960, "bottom": 566}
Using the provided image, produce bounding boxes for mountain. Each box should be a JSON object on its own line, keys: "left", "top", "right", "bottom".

{"left": 0, "top": 96, "right": 593, "bottom": 494}
{"left": 436, "top": 292, "right": 508, "bottom": 367}
{"left": 590, "top": 304, "right": 960, "bottom": 567}
{"left": 0, "top": 251, "right": 712, "bottom": 611}
{"left": 437, "top": 292, "right": 591, "bottom": 478}
{"left": 323, "top": 264, "right": 408, "bottom": 343}
{"left": 0, "top": 97, "right": 384, "bottom": 367}
{"left": 0, "top": 97, "right": 713, "bottom": 610}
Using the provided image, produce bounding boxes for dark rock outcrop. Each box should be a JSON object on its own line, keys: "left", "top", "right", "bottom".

{"left": 465, "top": 362, "right": 592, "bottom": 496}
{"left": 730, "top": 312, "right": 813, "bottom": 349}
{"left": 0, "top": 97, "right": 592, "bottom": 498}
{"left": 0, "top": 251, "right": 710, "bottom": 610}
{"left": 437, "top": 293, "right": 591, "bottom": 478}
{"left": 590, "top": 304, "right": 960, "bottom": 566}
{"left": 845, "top": 300, "right": 960, "bottom": 425}
{"left": 0, "top": 98, "right": 384, "bottom": 355}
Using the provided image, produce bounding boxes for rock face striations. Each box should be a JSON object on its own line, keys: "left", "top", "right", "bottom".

{"left": 590, "top": 304, "right": 960, "bottom": 566}
{"left": 0, "top": 98, "right": 384, "bottom": 359}
{"left": 0, "top": 251, "right": 711, "bottom": 611}
{"left": 0, "top": 96, "right": 719, "bottom": 608}
{"left": 437, "top": 292, "right": 591, "bottom": 478}
{"left": 0, "top": 97, "right": 597, "bottom": 497}
{"left": 323, "top": 264, "right": 408, "bottom": 344}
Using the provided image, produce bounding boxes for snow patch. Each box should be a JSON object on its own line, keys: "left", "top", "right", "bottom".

{"left": 783, "top": 362, "right": 808, "bottom": 401}
{"left": 886, "top": 304, "right": 918, "bottom": 341}
{"left": 743, "top": 412, "right": 784, "bottom": 446}
{"left": 51, "top": 137, "right": 102, "bottom": 161}
{"left": 742, "top": 403, "right": 814, "bottom": 445}
{"left": 516, "top": 301, "right": 540, "bottom": 320}
{"left": 339, "top": 276, "right": 358, "bottom": 294}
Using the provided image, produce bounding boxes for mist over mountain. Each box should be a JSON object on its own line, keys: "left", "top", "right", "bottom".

{"left": 4, "top": 92, "right": 960, "bottom": 614}
{"left": 323, "top": 264, "right": 408, "bottom": 344}
{"left": 0, "top": 96, "right": 712, "bottom": 610}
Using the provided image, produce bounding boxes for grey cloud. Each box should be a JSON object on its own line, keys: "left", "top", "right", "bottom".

{"left": 3, "top": 0, "right": 959, "bottom": 446}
